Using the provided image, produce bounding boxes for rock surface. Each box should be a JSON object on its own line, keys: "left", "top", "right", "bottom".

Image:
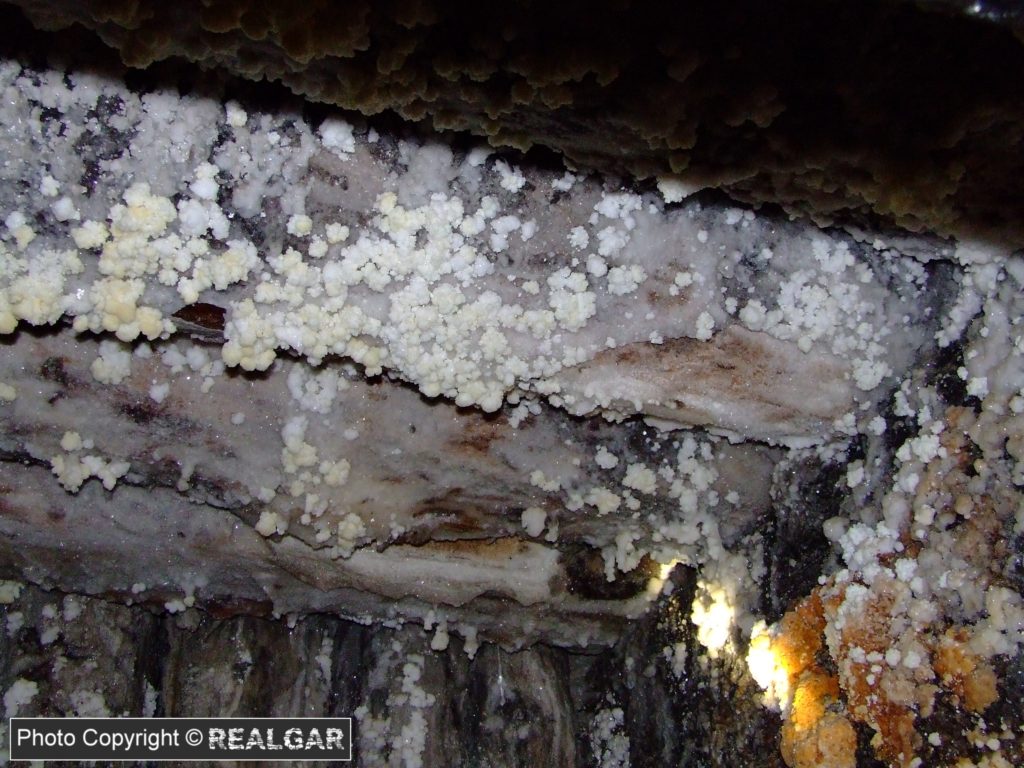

{"left": 0, "top": 4, "right": 1022, "bottom": 768}
{"left": 5, "top": 0, "right": 1024, "bottom": 243}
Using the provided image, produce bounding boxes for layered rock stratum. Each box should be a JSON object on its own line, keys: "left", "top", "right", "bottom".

{"left": 0, "top": 2, "right": 1022, "bottom": 766}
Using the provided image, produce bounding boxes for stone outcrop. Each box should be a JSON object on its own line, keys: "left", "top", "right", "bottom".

{"left": 0, "top": 3, "right": 1022, "bottom": 767}
{"left": 6, "top": 0, "right": 1024, "bottom": 244}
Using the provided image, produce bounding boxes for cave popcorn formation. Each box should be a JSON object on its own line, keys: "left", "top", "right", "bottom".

{"left": 0, "top": 29, "right": 1020, "bottom": 768}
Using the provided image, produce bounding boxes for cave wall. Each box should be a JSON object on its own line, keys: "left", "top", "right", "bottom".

{"left": 6, "top": 0, "right": 1024, "bottom": 244}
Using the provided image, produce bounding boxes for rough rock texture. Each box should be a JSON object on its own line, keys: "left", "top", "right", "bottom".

{"left": 0, "top": 49, "right": 952, "bottom": 653}
{"left": 0, "top": 327, "right": 694, "bottom": 650}
{"left": 0, "top": 4, "right": 1023, "bottom": 768}
{"left": 6, "top": 0, "right": 1024, "bottom": 244}
{"left": 0, "top": 579, "right": 816, "bottom": 768}
{"left": 0, "top": 586, "right": 581, "bottom": 767}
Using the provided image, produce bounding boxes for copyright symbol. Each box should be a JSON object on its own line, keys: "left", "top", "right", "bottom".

{"left": 185, "top": 728, "right": 204, "bottom": 747}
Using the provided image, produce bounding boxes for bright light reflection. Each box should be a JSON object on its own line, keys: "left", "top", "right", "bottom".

{"left": 691, "top": 582, "right": 736, "bottom": 656}
{"left": 746, "top": 619, "right": 793, "bottom": 711}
